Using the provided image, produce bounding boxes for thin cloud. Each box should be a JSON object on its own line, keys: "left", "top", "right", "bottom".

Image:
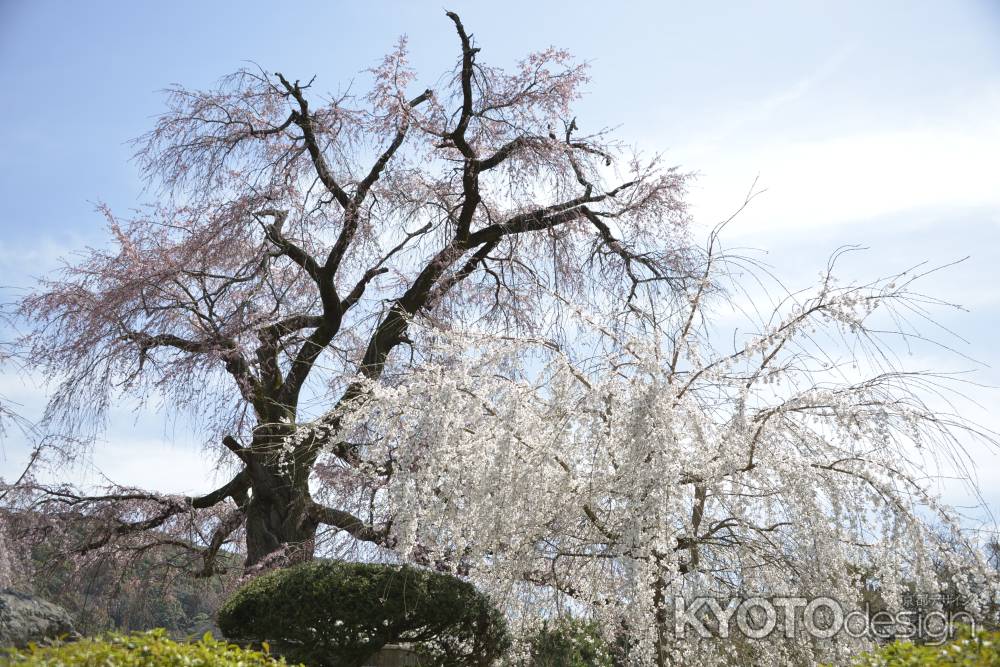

{"left": 684, "top": 96, "right": 1000, "bottom": 235}
{"left": 682, "top": 43, "right": 857, "bottom": 159}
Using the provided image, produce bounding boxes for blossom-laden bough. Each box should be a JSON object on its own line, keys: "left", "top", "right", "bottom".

{"left": 298, "top": 234, "right": 998, "bottom": 665}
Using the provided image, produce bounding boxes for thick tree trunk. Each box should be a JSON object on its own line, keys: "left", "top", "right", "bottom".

{"left": 244, "top": 488, "right": 317, "bottom": 568}
{"left": 243, "top": 435, "right": 319, "bottom": 569}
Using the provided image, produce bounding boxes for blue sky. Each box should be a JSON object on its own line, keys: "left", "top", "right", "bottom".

{"left": 1, "top": 1, "right": 999, "bottom": 521}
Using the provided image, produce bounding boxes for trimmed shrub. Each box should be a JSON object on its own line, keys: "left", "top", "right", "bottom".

{"left": 844, "top": 626, "right": 1000, "bottom": 666}
{"left": 2, "top": 629, "right": 296, "bottom": 666}
{"left": 218, "top": 560, "right": 510, "bottom": 667}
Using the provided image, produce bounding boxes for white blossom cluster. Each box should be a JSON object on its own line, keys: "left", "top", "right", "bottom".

{"left": 303, "top": 267, "right": 997, "bottom": 665}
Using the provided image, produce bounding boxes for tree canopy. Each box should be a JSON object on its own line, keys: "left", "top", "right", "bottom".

{"left": 2, "top": 10, "right": 997, "bottom": 666}
{"left": 7, "top": 10, "right": 691, "bottom": 572}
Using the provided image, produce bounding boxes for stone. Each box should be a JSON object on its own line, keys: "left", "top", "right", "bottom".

{"left": 0, "top": 589, "right": 76, "bottom": 648}
{"left": 363, "top": 644, "right": 421, "bottom": 666}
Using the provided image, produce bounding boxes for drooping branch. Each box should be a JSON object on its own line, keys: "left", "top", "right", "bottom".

{"left": 6, "top": 467, "right": 252, "bottom": 578}
{"left": 128, "top": 331, "right": 262, "bottom": 404}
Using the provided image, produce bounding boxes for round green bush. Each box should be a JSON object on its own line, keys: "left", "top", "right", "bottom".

{"left": 218, "top": 560, "right": 510, "bottom": 667}
{"left": 2, "top": 629, "right": 296, "bottom": 666}
{"left": 844, "top": 626, "right": 1000, "bottom": 666}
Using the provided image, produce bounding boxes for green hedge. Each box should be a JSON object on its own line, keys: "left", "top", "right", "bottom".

{"left": 218, "top": 560, "right": 510, "bottom": 667}
{"left": 2, "top": 629, "right": 297, "bottom": 666}
{"left": 845, "top": 627, "right": 1000, "bottom": 666}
